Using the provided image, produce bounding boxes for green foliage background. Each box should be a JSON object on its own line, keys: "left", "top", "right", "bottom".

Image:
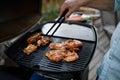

{"left": 41, "top": 6, "right": 60, "bottom": 23}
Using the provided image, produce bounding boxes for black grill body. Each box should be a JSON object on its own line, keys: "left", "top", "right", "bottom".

{"left": 6, "top": 21, "right": 97, "bottom": 80}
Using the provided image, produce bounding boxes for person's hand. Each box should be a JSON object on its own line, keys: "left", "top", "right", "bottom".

{"left": 60, "top": 0, "right": 114, "bottom": 19}
{"left": 60, "top": 0, "right": 91, "bottom": 19}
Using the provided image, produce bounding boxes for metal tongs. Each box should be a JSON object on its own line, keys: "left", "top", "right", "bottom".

{"left": 45, "top": 9, "right": 69, "bottom": 37}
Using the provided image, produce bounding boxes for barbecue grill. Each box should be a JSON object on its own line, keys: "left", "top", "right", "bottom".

{"left": 6, "top": 21, "right": 97, "bottom": 80}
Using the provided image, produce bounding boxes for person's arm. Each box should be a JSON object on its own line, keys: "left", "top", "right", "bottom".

{"left": 60, "top": 0, "right": 114, "bottom": 19}
{"left": 86, "top": 0, "right": 114, "bottom": 11}
{"left": 114, "top": 0, "right": 120, "bottom": 11}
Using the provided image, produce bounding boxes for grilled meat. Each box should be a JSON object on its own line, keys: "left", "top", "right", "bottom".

{"left": 45, "top": 50, "right": 79, "bottom": 62}
{"left": 49, "top": 40, "right": 83, "bottom": 51}
{"left": 65, "top": 39, "right": 83, "bottom": 51}
{"left": 49, "top": 41, "right": 65, "bottom": 50}
{"left": 23, "top": 32, "right": 52, "bottom": 55}
{"left": 63, "top": 51, "right": 79, "bottom": 62}
{"left": 23, "top": 44, "right": 37, "bottom": 55}
{"left": 45, "top": 39, "right": 83, "bottom": 62}
{"left": 37, "top": 37, "right": 52, "bottom": 46}
{"left": 27, "top": 33, "right": 42, "bottom": 44}
{"left": 45, "top": 50, "right": 65, "bottom": 62}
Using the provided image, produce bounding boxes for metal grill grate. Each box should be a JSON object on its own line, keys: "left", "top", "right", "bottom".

{"left": 6, "top": 22, "right": 97, "bottom": 74}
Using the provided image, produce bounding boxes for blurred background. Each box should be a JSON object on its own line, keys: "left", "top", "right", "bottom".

{"left": 0, "top": 0, "right": 120, "bottom": 80}
{"left": 41, "top": 0, "right": 64, "bottom": 22}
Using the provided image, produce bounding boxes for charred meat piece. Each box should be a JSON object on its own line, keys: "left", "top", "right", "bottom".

{"left": 63, "top": 51, "right": 79, "bottom": 62}
{"left": 23, "top": 32, "right": 52, "bottom": 55}
{"left": 23, "top": 44, "right": 37, "bottom": 55}
{"left": 65, "top": 39, "right": 83, "bottom": 47}
{"left": 45, "top": 50, "right": 66, "bottom": 62}
{"left": 49, "top": 41, "right": 65, "bottom": 50}
{"left": 27, "top": 33, "right": 42, "bottom": 44}
{"left": 45, "top": 50, "right": 79, "bottom": 62}
{"left": 37, "top": 37, "right": 52, "bottom": 46}
{"left": 45, "top": 39, "right": 82, "bottom": 62}
{"left": 65, "top": 39, "right": 83, "bottom": 51}
{"left": 49, "top": 39, "right": 83, "bottom": 51}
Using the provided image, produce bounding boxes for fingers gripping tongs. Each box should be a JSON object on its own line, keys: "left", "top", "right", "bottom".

{"left": 45, "top": 9, "right": 69, "bottom": 37}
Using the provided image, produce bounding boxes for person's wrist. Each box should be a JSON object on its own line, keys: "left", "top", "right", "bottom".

{"left": 78, "top": 0, "right": 92, "bottom": 6}
{"left": 84, "top": 0, "right": 114, "bottom": 11}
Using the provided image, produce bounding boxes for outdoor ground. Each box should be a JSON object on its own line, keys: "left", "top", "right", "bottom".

{"left": 88, "top": 18, "right": 111, "bottom": 80}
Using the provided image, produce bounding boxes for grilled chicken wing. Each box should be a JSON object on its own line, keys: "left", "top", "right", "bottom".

{"left": 24, "top": 32, "right": 52, "bottom": 55}
{"left": 45, "top": 50, "right": 65, "bottom": 62}
{"left": 65, "top": 39, "right": 83, "bottom": 51}
{"left": 63, "top": 51, "right": 79, "bottom": 62}
{"left": 49, "top": 41, "right": 65, "bottom": 50}
{"left": 45, "top": 50, "right": 79, "bottom": 62}
{"left": 49, "top": 39, "right": 83, "bottom": 51}
{"left": 23, "top": 44, "right": 37, "bottom": 55}
{"left": 27, "top": 33, "right": 42, "bottom": 44}
{"left": 37, "top": 37, "right": 52, "bottom": 46}
{"left": 45, "top": 39, "right": 82, "bottom": 62}
{"left": 65, "top": 39, "right": 83, "bottom": 47}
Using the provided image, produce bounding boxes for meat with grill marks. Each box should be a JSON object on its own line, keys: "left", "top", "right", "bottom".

{"left": 23, "top": 44, "right": 37, "bottom": 55}
{"left": 23, "top": 32, "right": 52, "bottom": 55}
{"left": 45, "top": 50, "right": 79, "bottom": 62}
{"left": 45, "top": 39, "right": 83, "bottom": 62}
